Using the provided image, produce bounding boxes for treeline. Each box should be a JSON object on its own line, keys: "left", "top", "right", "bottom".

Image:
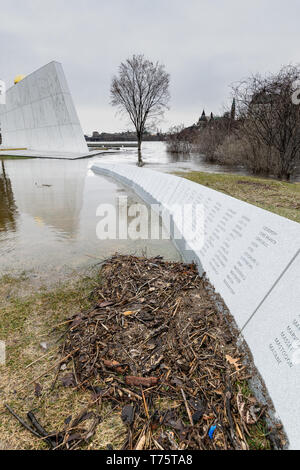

{"left": 86, "top": 130, "right": 165, "bottom": 142}
{"left": 167, "top": 65, "right": 300, "bottom": 181}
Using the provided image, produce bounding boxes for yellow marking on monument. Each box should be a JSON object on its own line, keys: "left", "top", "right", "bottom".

{"left": 14, "top": 74, "right": 26, "bottom": 85}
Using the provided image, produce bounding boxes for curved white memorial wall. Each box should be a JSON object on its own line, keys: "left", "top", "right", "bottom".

{"left": 92, "top": 163, "right": 300, "bottom": 449}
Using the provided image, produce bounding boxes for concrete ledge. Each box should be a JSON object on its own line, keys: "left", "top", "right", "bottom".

{"left": 0, "top": 148, "right": 113, "bottom": 160}
{"left": 92, "top": 162, "right": 300, "bottom": 449}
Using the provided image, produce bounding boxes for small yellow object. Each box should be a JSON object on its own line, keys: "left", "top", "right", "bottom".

{"left": 14, "top": 74, "right": 26, "bottom": 85}
{"left": 123, "top": 311, "right": 136, "bottom": 316}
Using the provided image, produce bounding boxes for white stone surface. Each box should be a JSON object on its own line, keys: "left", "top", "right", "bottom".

{"left": 243, "top": 252, "right": 300, "bottom": 450}
{"left": 92, "top": 163, "right": 300, "bottom": 448}
{"left": 92, "top": 164, "right": 300, "bottom": 329}
{"left": 0, "top": 62, "right": 88, "bottom": 153}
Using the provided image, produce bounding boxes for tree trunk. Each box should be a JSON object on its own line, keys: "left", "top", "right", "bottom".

{"left": 281, "top": 171, "right": 291, "bottom": 181}
{"left": 137, "top": 136, "right": 144, "bottom": 167}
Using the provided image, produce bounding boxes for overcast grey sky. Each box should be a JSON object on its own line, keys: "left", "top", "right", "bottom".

{"left": 0, "top": 0, "right": 299, "bottom": 134}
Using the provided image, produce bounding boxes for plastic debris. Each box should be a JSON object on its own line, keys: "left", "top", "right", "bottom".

{"left": 208, "top": 425, "right": 217, "bottom": 440}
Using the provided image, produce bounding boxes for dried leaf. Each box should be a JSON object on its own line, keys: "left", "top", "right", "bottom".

{"left": 123, "top": 311, "right": 136, "bottom": 317}
{"left": 226, "top": 355, "right": 243, "bottom": 372}
{"left": 135, "top": 434, "right": 146, "bottom": 450}
{"left": 60, "top": 373, "right": 76, "bottom": 388}
{"left": 125, "top": 376, "right": 159, "bottom": 387}
{"left": 121, "top": 405, "right": 135, "bottom": 426}
{"left": 103, "top": 359, "right": 127, "bottom": 374}
{"left": 98, "top": 301, "right": 114, "bottom": 308}
{"left": 246, "top": 406, "right": 260, "bottom": 425}
{"left": 34, "top": 382, "right": 42, "bottom": 397}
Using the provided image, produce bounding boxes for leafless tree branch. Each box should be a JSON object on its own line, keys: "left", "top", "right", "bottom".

{"left": 111, "top": 54, "right": 170, "bottom": 166}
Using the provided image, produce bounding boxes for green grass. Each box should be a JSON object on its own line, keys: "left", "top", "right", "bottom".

{"left": 247, "top": 422, "right": 272, "bottom": 451}
{"left": 236, "top": 380, "right": 252, "bottom": 399}
{"left": 0, "top": 273, "right": 104, "bottom": 450}
{"left": 235, "top": 380, "right": 271, "bottom": 450}
{"left": 176, "top": 171, "right": 300, "bottom": 223}
{"left": 0, "top": 274, "right": 95, "bottom": 368}
{"left": 0, "top": 271, "right": 130, "bottom": 450}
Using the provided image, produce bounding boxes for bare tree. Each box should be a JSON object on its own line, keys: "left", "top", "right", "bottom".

{"left": 233, "top": 65, "right": 300, "bottom": 180}
{"left": 111, "top": 54, "right": 170, "bottom": 166}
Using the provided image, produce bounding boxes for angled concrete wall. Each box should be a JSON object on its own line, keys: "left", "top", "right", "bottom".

{"left": 92, "top": 163, "right": 300, "bottom": 449}
{"left": 0, "top": 62, "right": 88, "bottom": 153}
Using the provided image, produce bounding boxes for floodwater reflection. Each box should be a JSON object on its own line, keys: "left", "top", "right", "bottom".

{"left": 0, "top": 154, "right": 180, "bottom": 282}
{"left": 1, "top": 141, "right": 298, "bottom": 282}
{"left": 0, "top": 160, "right": 18, "bottom": 233}
{"left": 5, "top": 158, "right": 86, "bottom": 239}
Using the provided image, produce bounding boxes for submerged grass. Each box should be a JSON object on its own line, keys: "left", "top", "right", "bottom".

{"left": 177, "top": 171, "right": 300, "bottom": 223}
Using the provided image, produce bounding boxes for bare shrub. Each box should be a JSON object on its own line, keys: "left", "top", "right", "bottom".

{"left": 166, "top": 125, "right": 192, "bottom": 154}
{"left": 214, "top": 133, "right": 245, "bottom": 166}
{"left": 192, "top": 118, "right": 230, "bottom": 162}
{"left": 234, "top": 65, "right": 300, "bottom": 180}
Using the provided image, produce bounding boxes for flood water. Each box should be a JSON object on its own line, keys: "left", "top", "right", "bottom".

{"left": 96, "top": 141, "right": 300, "bottom": 181}
{"left": 0, "top": 142, "right": 299, "bottom": 283}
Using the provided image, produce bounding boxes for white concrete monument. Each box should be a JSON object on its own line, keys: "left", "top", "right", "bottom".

{"left": 0, "top": 61, "right": 89, "bottom": 157}
{"left": 92, "top": 163, "right": 300, "bottom": 449}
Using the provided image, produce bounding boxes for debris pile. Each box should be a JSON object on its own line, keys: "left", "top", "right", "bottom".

{"left": 7, "top": 255, "right": 279, "bottom": 450}
{"left": 59, "top": 255, "right": 271, "bottom": 450}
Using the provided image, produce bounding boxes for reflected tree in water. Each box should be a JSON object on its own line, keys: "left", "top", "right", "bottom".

{"left": 0, "top": 160, "right": 17, "bottom": 232}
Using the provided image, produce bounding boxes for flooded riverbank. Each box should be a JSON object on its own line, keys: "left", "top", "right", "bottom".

{"left": 1, "top": 141, "right": 299, "bottom": 284}
{"left": 0, "top": 155, "right": 180, "bottom": 284}
{"left": 96, "top": 141, "right": 300, "bottom": 182}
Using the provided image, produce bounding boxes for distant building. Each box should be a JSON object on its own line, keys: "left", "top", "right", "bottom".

{"left": 92, "top": 131, "right": 101, "bottom": 140}
{"left": 196, "top": 110, "right": 215, "bottom": 127}
{"left": 197, "top": 110, "right": 208, "bottom": 125}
